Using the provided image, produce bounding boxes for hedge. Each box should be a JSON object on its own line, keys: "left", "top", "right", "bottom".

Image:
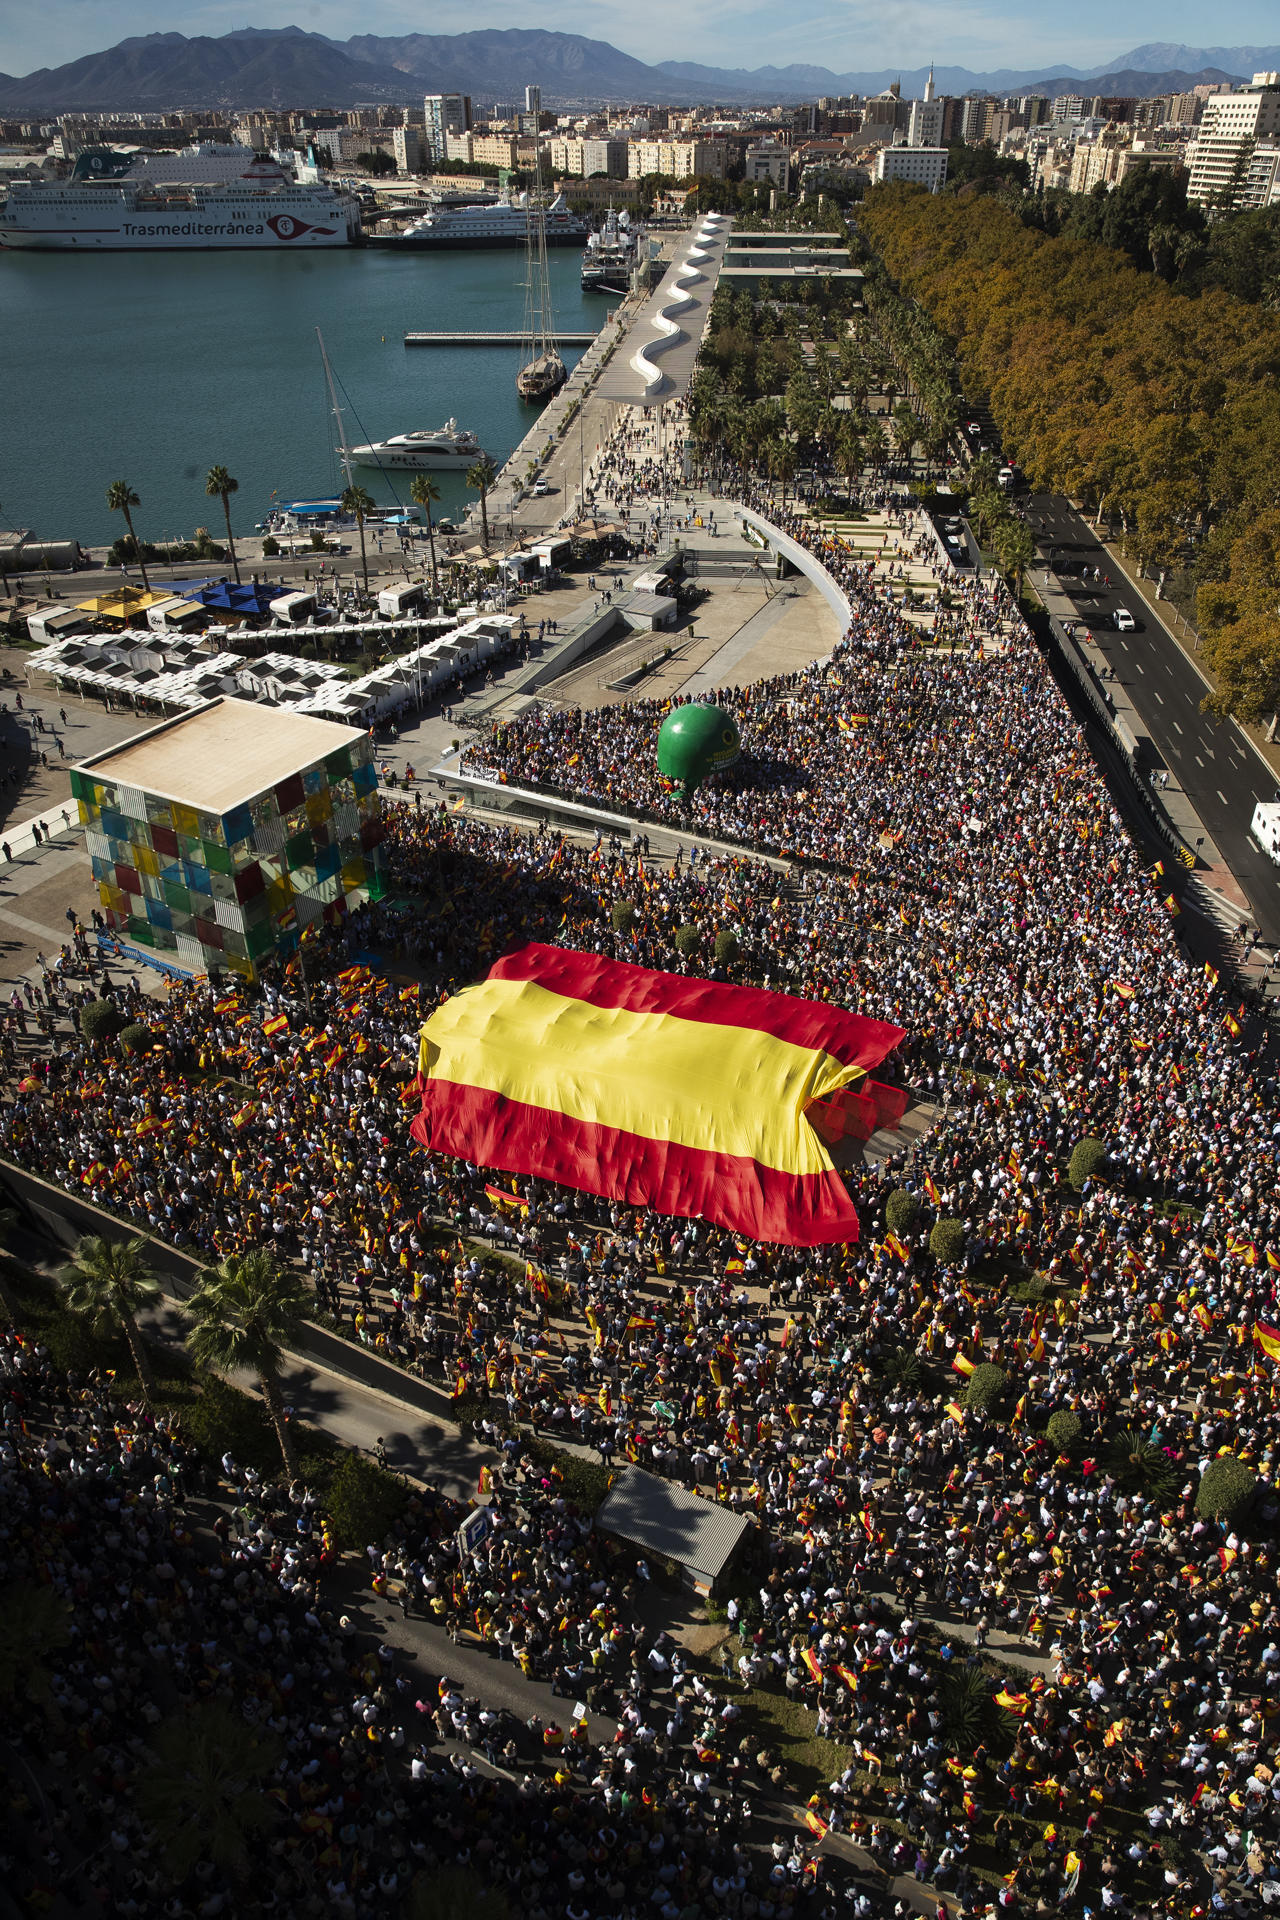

{"left": 885, "top": 1189, "right": 920, "bottom": 1236}
{"left": 1045, "top": 1409, "right": 1082, "bottom": 1453}
{"left": 81, "top": 999, "right": 125, "bottom": 1045}
{"left": 964, "top": 1362, "right": 1007, "bottom": 1414}
{"left": 1195, "top": 1454, "right": 1257, "bottom": 1523}
{"left": 929, "top": 1218, "right": 966, "bottom": 1266}
{"left": 1068, "top": 1137, "right": 1107, "bottom": 1191}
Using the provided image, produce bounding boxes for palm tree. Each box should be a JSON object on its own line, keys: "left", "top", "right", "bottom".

{"left": 105, "top": 480, "right": 150, "bottom": 591}
{"left": 58, "top": 1233, "right": 161, "bottom": 1401}
{"left": 137, "top": 1701, "right": 282, "bottom": 1881}
{"left": 184, "top": 1248, "right": 310, "bottom": 1473}
{"left": 995, "top": 518, "right": 1036, "bottom": 599}
{"left": 205, "top": 465, "right": 241, "bottom": 584}
{"left": 835, "top": 422, "right": 864, "bottom": 507}
{"left": 410, "top": 473, "right": 441, "bottom": 600}
{"left": 340, "top": 483, "right": 375, "bottom": 593}
{"left": 466, "top": 456, "right": 499, "bottom": 551}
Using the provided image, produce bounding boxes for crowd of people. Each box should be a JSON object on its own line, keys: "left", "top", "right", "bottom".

{"left": 3, "top": 1325, "right": 862, "bottom": 1920}
{"left": 2, "top": 389, "right": 1280, "bottom": 1920}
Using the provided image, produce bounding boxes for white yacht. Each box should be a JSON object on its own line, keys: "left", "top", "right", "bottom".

{"left": 0, "top": 143, "right": 360, "bottom": 250}
{"left": 347, "top": 421, "right": 486, "bottom": 471}
{"left": 378, "top": 191, "right": 588, "bottom": 250}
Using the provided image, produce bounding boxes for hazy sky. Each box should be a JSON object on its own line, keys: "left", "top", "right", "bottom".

{"left": 4, "top": 0, "right": 1279, "bottom": 77}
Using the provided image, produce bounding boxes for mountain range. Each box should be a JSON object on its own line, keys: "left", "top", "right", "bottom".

{"left": 0, "top": 26, "right": 1274, "bottom": 113}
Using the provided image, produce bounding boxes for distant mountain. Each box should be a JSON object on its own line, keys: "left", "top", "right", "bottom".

{"left": 0, "top": 26, "right": 1263, "bottom": 113}
{"left": 1102, "top": 42, "right": 1280, "bottom": 76}
{"left": 341, "top": 28, "right": 666, "bottom": 101}
{"left": 0, "top": 28, "right": 416, "bottom": 112}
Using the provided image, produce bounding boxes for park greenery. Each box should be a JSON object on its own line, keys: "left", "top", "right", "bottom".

{"left": 857, "top": 184, "right": 1280, "bottom": 722}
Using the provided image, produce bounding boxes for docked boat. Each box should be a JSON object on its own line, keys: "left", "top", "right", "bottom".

{"left": 516, "top": 190, "right": 567, "bottom": 404}
{"left": 373, "top": 190, "right": 588, "bottom": 250}
{"left": 347, "top": 421, "right": 486, "bottom": 471}
{"left": 581, "top": 209, "right": 645, "bottom": 294}
{"left": 0, "top": 143, "right": 360, "bottom": 250}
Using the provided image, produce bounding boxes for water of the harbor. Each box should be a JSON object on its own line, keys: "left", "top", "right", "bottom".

{"left": 0, "top": 244, "right": 604, "bottom": 548}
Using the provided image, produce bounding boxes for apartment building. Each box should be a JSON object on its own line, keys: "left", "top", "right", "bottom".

{"left": 1187, "top": 74, "right": 1280, "bottom": 203}
{"left": 874, "top": 145, "right": 948, "bottom": 192}
{"left": 423, "top": 93, "right": 471, "bottom": 163}
{"left": 627, "top": 139, "right": 727, "bottom": 180}
{"left": 743, "top": 141, "right": 793, "bottom": 188}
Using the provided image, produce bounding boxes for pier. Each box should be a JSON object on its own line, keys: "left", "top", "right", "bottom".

{"left": 404, "top": 330, "right": 601, "bottom": 347}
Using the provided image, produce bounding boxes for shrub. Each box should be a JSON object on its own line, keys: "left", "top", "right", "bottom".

{"left": 939, "top": 1662, "right": 998, "bottom": 1754}
{"left": 964, "top": 1362, "right": 1007, "bottom": 1414}
{"left": 80, "top": 998, "right": 124, "bottom": 1046}
{"left": 1103, "top": 1427, "right": 1178, "bottom": 1501}
{"left": 1195, "top": 1454, "right": 1257, "bottom": 1524}
{"left": 1045, "top": 1409, "right": 1082, "bottom": 1453}
{"left": 674, "top": 924, "right": 701, "bottom": 957}
{"left": 611, "top": 900, "right": 638, "bottom": 934}
{"left": 714, "top": 929, "right": 740, "bottom": 965}
{"left": 929, "top": 1217, "right": 966, "bottom": 1265}
{"left": 526, "top": 1438, "right": 612, "bottom": 1513}
{"left": 261, "top": 535, "right": 281, "bottom": 557}
{"left": 1009, "top": 1271, "right": 1052, "bottom": 1304}
{"left": 1068, "top": 1136, "right": 1107, "bottom": 1190}
{"left": 325, "top": 1450, "right": 410, "bottom": 1552}
{"left": 118, "top": 1022, "right": 155, "bottom": 1056}
{"left": 880, "top": 1346, "right": 922, "bottom": 1388}
{"left": 885, "top": 1189, "right": 920, "bottom": 1236}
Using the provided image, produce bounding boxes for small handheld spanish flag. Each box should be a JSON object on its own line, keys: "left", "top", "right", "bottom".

{"left": 1254, "top": 1322, "right": 1280, "bottom": 1363}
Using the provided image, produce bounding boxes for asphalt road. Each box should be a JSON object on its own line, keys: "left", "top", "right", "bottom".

{"left": 1026, "top": 493, "right": 1280, "bottom": 944}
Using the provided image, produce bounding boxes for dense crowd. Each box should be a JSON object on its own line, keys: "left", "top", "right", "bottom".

{"left": 3, "top": 399, "right": 1280, "bottom": 1919}
{"left": 3, "top": 1326, "right": 868, "bottom": 1920}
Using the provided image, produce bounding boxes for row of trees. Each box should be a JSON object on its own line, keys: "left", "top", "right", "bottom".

{"left": 689, "top": 284, "right": 949, "bottom": 497}
{"left": 105, "top": 452, "right": 501, "bottom": 599}
{"left": 857, "top": 185, "right": 1280, "bottom": 721}
{"left": 1020, "top": 159, "right": 1280, "bottom": 307}
{"left": 56, "top": 1233, "right": 311, "bottom": 1473}
{"left": 106, "top": 466, "right": 242, "bottom": 591}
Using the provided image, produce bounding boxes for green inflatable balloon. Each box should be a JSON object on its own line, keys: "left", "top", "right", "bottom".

{"left": 657, "top": 703, "right": 741, "bottom": 794}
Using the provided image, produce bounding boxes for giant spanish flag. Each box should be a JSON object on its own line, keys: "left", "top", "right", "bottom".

{"left": 411, "top": 943, "right": 906, "bottom": 1247}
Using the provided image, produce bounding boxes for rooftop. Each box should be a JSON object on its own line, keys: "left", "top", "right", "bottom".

{"left": 595, "top": 1465, "right": 751, "bottom": 1591}
{"left": 75, "top": 695, "right": 367, "bottom": 815}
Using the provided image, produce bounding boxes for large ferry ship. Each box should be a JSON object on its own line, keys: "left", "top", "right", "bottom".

{"left": 0, "top": 144, "right": 360, "bottom": 250}
{"left": 375, "top": 190, "right": 588, "bottom": 251}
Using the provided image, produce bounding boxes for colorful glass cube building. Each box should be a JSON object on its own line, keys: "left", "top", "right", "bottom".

{"left": 71, "top": 696, "right": 385, "bottom": 979}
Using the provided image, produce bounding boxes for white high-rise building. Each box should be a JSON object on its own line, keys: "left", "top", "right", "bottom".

{"left": 908, "top": 98, "right": 945, "bottom": 147}
{"left": 875, "top": 145, "right": 948, "bottom": 192}
{"left": 423, "top": 93, "right": 471, "bottom": 163}
{"left": 1187, "top": 74, "right": 1280, "bottom": 203}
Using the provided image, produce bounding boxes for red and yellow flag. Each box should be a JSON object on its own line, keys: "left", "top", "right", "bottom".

{"left": 412, "top": 944, "right": 905, "bottom": 1246}
{"left": 1255, "top": 1322, "right": 1280, "bottom": 1363}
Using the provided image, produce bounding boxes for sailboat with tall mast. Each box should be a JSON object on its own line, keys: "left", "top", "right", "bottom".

{"left": 516, "top": 132, "right": 567, "bottom": 403}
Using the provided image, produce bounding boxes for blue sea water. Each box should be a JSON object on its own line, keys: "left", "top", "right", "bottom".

{"left": 0, "top": 242, "right": 603, "bottom": 547}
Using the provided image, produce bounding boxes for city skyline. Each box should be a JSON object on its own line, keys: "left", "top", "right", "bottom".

{"left": 5, "top": 1, "right": 1280, "bottom": 86}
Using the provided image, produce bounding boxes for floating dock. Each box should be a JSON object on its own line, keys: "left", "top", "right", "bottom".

{"left": 404, "top": 330, "right": 600, "bottom": 347}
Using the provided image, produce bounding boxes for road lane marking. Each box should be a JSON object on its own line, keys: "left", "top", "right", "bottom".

{"left": 1195, "top": 755, "right": 1204, "bottom": 766}
{"left": 1173, "top": 720, "right": 1183, "bottom": 732}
